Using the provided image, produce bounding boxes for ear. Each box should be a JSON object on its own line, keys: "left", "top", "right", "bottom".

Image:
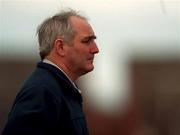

{"left": 54, "top": 38, "right": 65, "bottom": 56}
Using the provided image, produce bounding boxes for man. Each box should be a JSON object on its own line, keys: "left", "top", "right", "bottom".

{"left": 2, "top": 9, "right": 99, "bottom": 135}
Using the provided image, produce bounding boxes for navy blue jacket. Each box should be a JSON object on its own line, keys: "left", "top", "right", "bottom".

{"left": 2, "top": 62, "right": 89, "bottom": 135}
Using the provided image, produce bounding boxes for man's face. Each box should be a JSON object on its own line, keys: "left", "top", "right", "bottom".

{"left": 64, "top": 16, "right": 99, "bottom": 76}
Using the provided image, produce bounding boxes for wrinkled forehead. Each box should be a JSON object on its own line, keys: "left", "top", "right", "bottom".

{"left": 70, "top": 16, "right": 95, "bottom": 36}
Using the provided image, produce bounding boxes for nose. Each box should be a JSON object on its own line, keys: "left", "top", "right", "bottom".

{"left": 90, "top": 42, "right": 99, "bottom": 54}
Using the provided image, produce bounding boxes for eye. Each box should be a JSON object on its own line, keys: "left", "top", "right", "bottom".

{"left": 81, "top": 35, "right": 96, "bottom": 45}
{"left": 81, "top": 39, "right": 92, "bottom": 44}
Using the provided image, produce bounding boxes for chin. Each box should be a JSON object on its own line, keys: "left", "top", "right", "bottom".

{"left": 83, "top": 65, "right": 94, "bottom": 74}
{"left": 86, "top": 65, "right": 94, "bottom": 72}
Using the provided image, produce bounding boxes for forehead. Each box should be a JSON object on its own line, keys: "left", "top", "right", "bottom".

{"left": 70, "top": 16, "right": 95, "bottom": 36}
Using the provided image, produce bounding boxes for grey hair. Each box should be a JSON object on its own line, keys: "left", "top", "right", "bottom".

{"left": 37, "top": 9, "right": 87, "bottom": 60}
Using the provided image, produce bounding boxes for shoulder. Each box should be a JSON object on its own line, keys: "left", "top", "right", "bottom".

{"left": 15, "top": 84, "right": 61, "bottom": 107}
{"left": 16, "top": 68, "right": 64, "bottom": 105}
{"left": 23, "top": 67, "right": 60, "bottom": 91}
{"left": 25, "top": 67, "right": 57, "bottom": 86}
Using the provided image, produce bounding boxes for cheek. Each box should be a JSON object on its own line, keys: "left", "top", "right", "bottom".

{"left": 74, "top": 47, "right": 88, "bottom": 59}
{"left": 71, "top": 45, "right": 90, "bottom": 62}
{"left": 69, "top": 50, "right": 84, "bottom": 64}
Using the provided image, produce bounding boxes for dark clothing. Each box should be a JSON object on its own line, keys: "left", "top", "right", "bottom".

{"left": 2, "top": 62, "right": 89, "bottom": 135}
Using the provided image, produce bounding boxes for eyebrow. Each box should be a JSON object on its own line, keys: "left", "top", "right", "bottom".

{"left": 82, "top": 35, "right": 97, "bottom": 40}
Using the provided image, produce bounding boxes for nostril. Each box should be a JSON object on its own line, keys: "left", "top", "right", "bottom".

{"left": 95, "top": 46, "right": 99, "bottom": 54}
{"left": 90, "top": 47, "right": 99, "bottom": 54}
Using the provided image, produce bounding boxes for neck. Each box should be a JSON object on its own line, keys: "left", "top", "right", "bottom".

{"left": 45, "top": 57, "right": 78, "bottom": 81}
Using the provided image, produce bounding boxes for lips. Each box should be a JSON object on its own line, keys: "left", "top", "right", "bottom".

{"left": 87, "top": 56, "right": 94, "bottom": 60}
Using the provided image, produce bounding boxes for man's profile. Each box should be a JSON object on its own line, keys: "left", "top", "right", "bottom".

{"left": 2, "top": 9, "right": 99, "bottom": 135}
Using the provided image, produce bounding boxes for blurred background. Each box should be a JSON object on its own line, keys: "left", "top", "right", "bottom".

{"left": 0, "top": 0, "right": 180, "bottom": 134}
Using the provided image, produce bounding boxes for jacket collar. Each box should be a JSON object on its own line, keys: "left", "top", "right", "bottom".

{"left": 37, "top": 61, "right": 83, "bottom": 103}
{"left": 42, "top": 59, "right": 81, "bottom": 94}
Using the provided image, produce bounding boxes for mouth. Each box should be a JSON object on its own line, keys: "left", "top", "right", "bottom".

{"left": 87, "top": 57, "right": 94, "bottom": 64}
{"left": 87, "top": 57, "right": 94, "bottom": 62}
{"left": 88, "top": 55, "right": 94, "bottom": 60}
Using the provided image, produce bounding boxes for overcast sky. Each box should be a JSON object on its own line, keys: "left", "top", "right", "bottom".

{"left": 0, "top": 0, "right": 179, "bottom": 58}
